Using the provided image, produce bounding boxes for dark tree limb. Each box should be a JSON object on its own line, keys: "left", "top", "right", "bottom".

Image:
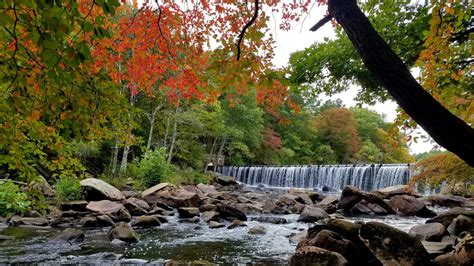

{"left": 309, "top": 14, "right": 332, "bottom": 32}
{"left": 236, "top": 0, "right": 259, "bottom": 61}
{"left": 320, "top": 0, "right": 474, "bottom": 166}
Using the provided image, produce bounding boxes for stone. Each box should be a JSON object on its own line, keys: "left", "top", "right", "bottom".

{"left": 297, "top": 206, "right": 329, "bottom": 223}
{"left": 124, "top": 198, "right": 150, "bottom": 216}
{"left": 388, "top": 195, "right": 436, "bottom": 217}
{"left": 251, "top": 216, "right": 288, "bottom": 224}
{"left": 288, "top": 230, "right": 307, "bottom": 245}
{"left": 199, "top": 204, "right": 218, "bottom": 212}
{"left": 421, "top": 240, "right": 453, "bottom": 255}
{"left": 248, "top": 226, "right": 266, "bottom": 235}
{"left": 375, "top": 185, "right": 412, "bottom": 198}
{"left": 338, "top": 185, "right": 395, "bottom": 214}
{"left": 202, "top": 211, "right": 220, "bottom": 223}
{"left": 86, "top": 200, "right": 131, "bottom": 222}
{"left": 97, "top": 215, "right": 115, "bottom": 226}
{"left": 305, "top": 229, "right": 361, "bottom": 265}
{"left": 60, "top": 201, "right": 89, "bottom": 212}
{"left": 80, "top": 178, "right": 124, "bottom": 201}
{"left": 359, "top": 221, "right": 432, "bottom": 266}
{"left": 217, "top": 204, "right": 247, "bottom": 221}
{"left": 146, "top": 188, "right": 200, "bottom": 208}
{"left": 427, "top": 207, "right": 474, "bottom": 227}
{"left": 126, "top": 198, "right": 150, "bottom": 210}
{"left": 213, "top": 174, "right": 238, "bottom": 186}
{"left": 131, "top": 215, "right": 161, "bottom": 227}
{"left": 178, "top": 207, "right": 200, "bottom": 218}
{"left": 121, "top": 190, "right": 138, "bottom": 199}
{"left": 322, "top": 185, "right": 338, "bottom": 192}
{"left": 290, "top": 246, "right": 348, "bottom": 266}
{"left": 434, "top": 235, "right": 474, "bottom": 266}
{"left": 108, "top": 222, "right": 139, "bottom": 243}
{"left": 409, "top": 223, "right": 448, "bottom": 241}
{"left": 153, "top": 215, "right": 169, "bottom": 224}
{"left": 227, "top": 220, "right": 247, "bottom": 229}
{"left": 0, "top": 235, "right": 14, "bottom": 241}
{"left": 318, "top": 195, "right": 339, "bottom": 206}
{"left": 447, "top": 215, "right": 474, "bottom": 236}
{"left": 9, "top": 216, "right": 48, "bottom": 226}
{"left": 208, "top": 221, "right": 225, "bottom": 229}
{"left": 196, "top": 183, "right": 221, "bottom": 197}
{"left": 53, "top": 228, "right": 84, "bottom": 243}
{"left": 427, "top": 195, "right": 472, "bottom": 208}
{"left": 140, "top": 183, "right": 174, "bottom": 200}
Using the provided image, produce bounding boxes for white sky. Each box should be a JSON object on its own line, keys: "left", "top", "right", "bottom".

{"left": 268, "top": 7, "right": 437, "bottom": 154}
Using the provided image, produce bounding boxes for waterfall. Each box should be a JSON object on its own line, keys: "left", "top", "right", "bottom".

{"left": 216, "top": 164, "right": 411, "bottom": 191}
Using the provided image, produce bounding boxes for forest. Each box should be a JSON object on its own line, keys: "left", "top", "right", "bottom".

{"left": 0, "top": 0, "right": 472, "bottom": 214}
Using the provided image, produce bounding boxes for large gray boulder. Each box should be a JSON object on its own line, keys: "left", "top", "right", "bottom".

{"left": 427, "top": 195, "right": 472, "bottom": 208}
{"left": 338, "top": 186, "right": 395, "bottom": 214}
{"left": 375, "top": 185, "right": 413, "bottom": 198}
{"left": 52, "top": 228, "right": 84, "bottom": 243}
{"left": 290, "top": 246, "right": 348, "bottom": 266}
{"left": 297, "top": 206, "right": 329, "bottom": 223}
{"left": 86, "top": 200, "right": 131, "bottom": 222}
{"left": 447, "top": 215, "right": 474, "bottom": 236}
{"left": 80, "top": 178, "right": 124, "bottom": 201}
{"left": 388, "top": 195, "right": 436, "bottom": 217}
{"left": 409, "top": 223, "right": 448, "bottom": 241}
{"left": 131, "top": 215, "right": 161, "bottom": 227}
{"left": 360, "top": 221, "right": 432, "bottom": 266}
{"left": 427, "top": 207, "right": 474, "bottom": 227}
{"left": 108, "top": 222, "right": 139, "bottom": 243}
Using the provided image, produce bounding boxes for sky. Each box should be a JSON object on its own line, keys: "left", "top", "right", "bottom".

{"left": 267, "top": 7, "right": 438, "bottom": 154}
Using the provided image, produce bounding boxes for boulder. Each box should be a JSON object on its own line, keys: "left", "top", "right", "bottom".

{"left": 427, "top": 195, "right": 472, "bottom": 208}
{"left": 60, "top": 201, "right": 89, "bottom": 212}
{"left": 202, "top": 211, "right": 220, "bottom": 223}
{"left": 434, "top": 235, "right": 474, "bottom": 266}
{"left": 217, "top": 204, "right": 247, "bottom": 221}
{"left": 290, "top": 246, "right": 348, "bottom": 266}
{"left": 388, "top": 195, "right": 436, "bottom": 217}
{"left": 196, "top": 184, "right": 221, "bottom": 197}
{"left": 338, "top": 186, "right": 395, "bottom": 214}
{"left": 131, "top": 215, "right": 161, "bottom": 227}
{"left": 409, "top": 223, "right": 448, "bottom": 241}
{"left": 125, "top": 198, "right": 150, "bottom": 211}
{"left": 208, "top": 221, "right": 225, "bottom": 229}
{"left": 322, "top": 185, "right": 339, "bottom": 192}
{"left": 9, "top": 216, "right": 48, "bottom": 226}
{"left": 251, "top": 216, "right": 288, "bottom": 224}
{"left": 178, "top": 207, "right": 200, "bottom": 218}
{"left": 248, "top": 226, "right": 266, "bottom": 235}
{"left": 227, "top": 220, "right": 247, "bottom": 229}
{"left": 359, "top": 221, "right": 432, "bottom": 266}
{"left": 421, "top": 240, "right": 453, "bottom": 256}
{"left": 304, "top": 229, "right": 361, "bottom": 265}
{"left": 318, "top": 195, "right": 339, "bottom": 206}
{"left": 447, "top": 215, "right": 474, "bottom": 236}
{"left": 108, "top": 222, "right": 139, "bottom": 243}
{"left": 199, "top": 204, "right": 218, "bottom": 212}
{"left": 140, "top": 183, "right": 174, "bottom": 200}
{"left": 80, "top": 178, "right": 124, "bottom": 201}
{"left": 86, "top": 200, "right": 131, "bottom": 222}
{"left": 145, "top": 188, "right": 200, "bottom": 208}
{"left": 52, "top": 228, "right": 84, "bottom": 243}
{"left": 213, "top": 174, "right": 238, "bottom": 186}
{"left": 297, "top": 206, "right": 329, "bottom": 223}
{"left": 427, "top": 207, "right": 474, "bottom": 227}
{"left": 375, "top": 185, "right": 412, "bottom": 198}
{"left": 50, "top": 217, "right": 74, "bottom": 227}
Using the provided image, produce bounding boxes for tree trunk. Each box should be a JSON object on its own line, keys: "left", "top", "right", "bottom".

{"left": 205, "top": 138, "right": 218, "bottom": 171}
{"left": 109, "top": 138, "right": 119, "bottom": 177}
{"left": 120, "top": 144, "right": 129, "bottom": 176}
{"left": 327, "top": 0, "right": 474, "bottom": 166}
{"left": 146, "top": 118, "right": 155, "bottom": 151}
{"left": 167, "top": 106, "right": 179, "bottom": 163}
{"left": 215, "top": 138, "right": 227, "bottom": 171}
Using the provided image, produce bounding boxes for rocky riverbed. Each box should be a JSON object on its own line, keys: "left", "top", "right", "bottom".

{"left": 0, "top": 174, "right": 472, "bottom": 265}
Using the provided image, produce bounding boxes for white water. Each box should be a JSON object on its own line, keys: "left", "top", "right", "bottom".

{"left": 217, "top": 164, "right": 412, "bottom": 191}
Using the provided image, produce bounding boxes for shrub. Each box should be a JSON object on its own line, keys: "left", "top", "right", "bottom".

{"left": 164, "top": 168, "right": 212, "bottom": 185}
{"left": 0, "top": 181, "right": 31, "bottom": 217}
{"left": 136, "top": 148, "right": 173, "bottom": 188}
{"left": 55, "top": 177, "right": 83, "bottom": 202}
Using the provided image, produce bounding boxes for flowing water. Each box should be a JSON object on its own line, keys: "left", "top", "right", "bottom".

{"left": 217, "top": 164, "right": 412, "bottom": 191}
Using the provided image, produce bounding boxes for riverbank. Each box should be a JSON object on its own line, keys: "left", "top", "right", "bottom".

{"left": 0, "top": 173, "right": 472, "bottom": 264}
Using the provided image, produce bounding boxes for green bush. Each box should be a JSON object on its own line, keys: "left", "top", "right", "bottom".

{"left": 0, "top": 181, "right": 31, "bottom": 217}
{"left": 55, "top": 177, "right": 83, "bottom": 202}
{"left": 164, "top": 168, "right": 212, "bottom": 185}
{"left": 136, "top": 148, "right": 173, "bottom": 188}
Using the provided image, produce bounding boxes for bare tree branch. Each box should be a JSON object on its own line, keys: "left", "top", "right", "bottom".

{"left": 236, "top": 0, "right": 259, "bottom": 61}
{"left": 310, "top": 14, "right": 332, "bottom": 32}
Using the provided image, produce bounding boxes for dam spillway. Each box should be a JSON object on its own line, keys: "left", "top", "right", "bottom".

{"left": 216, "top": 164, "right": 411, "bottom": 191}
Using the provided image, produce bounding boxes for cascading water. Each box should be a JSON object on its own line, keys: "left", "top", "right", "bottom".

{"left": 216, "top": 164, "right": 412, "bottom": 191}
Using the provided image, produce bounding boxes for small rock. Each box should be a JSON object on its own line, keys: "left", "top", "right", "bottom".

{"left": 0, "top": 235, "right": 14, "bottom": 241}
{"left": 318, "top": 195, "right": 339, "bottom": 205}
{"left": 251, "top": 216, "right": 288, "bottom": 224}
{"left": 111, "top": 239, "right": 127, "bottom": 246}
{"left": 9, "top": 216, "right": 48, "bottom": 226}
{"left": 60, "top": 201, "right": 89, "bottom": 212}
{"left": 86, "top": 200, "right": 131, "bottom": 222}
{"left": 202, "top": 211, "right": 220, "bottom": 223}
{"left": 213, "top": 174, "right": 238, "bottom": 186}
{"left": 53, "top": 228, "right": 84, "bottom": 243}
{"left": 108, "top": 222, "right": 139, "bottom": 243}
{"left": 421, "top": 240, "right": 453, "bottom": 255}
{"left": 208, "top": 221, "right": 225, "bottom": 229}
{"left": 227, "top": 220, "right": 247, "bottom": 229}
{"left": 248, "top": 226, "right": 266, "bottom": 235}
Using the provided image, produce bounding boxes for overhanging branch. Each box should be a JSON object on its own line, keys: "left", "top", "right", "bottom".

{"left": 236, "top": 0, "right": 259, "bottom": 61}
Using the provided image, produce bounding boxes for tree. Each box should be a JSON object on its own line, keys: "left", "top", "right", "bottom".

{"left": 315, "top": 0, "right": 474, "bottom": 166}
